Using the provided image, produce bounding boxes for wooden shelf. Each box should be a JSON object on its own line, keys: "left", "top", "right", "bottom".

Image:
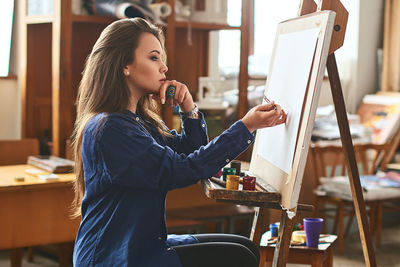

{"left": 25, "top": 15, "right": 53, "bottom": 24}
{"left": 20, "top": 0, "right": 252, "bottom": 157}
{"left": 71, "top": 14, "right": 116, "bottom": 24}
{"left": 0, "top": 74, "right": 17, "bottom": 80}
{"left": 71, "top": 15, "right": 239, "bottom": 30}
{"left": 174, "top": 21, "right": 240, "bottom": 30}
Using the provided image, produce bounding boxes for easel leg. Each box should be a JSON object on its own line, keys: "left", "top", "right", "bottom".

{"left": 272, "top": 211, "right": 294, "bottom": 267}
{"left": 327, "top": 53, "right": 377, "bottom": 267}
{"left": 250, "top": 207, "right": 269, "bottom": 247}
{"left": 250, "top": 207, "right": 269, "bottom": 267}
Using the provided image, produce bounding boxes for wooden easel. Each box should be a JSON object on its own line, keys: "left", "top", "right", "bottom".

{"left": 202, "top": 0, "right": 377, "bottom": 266}
{"left": 301, "top": 1, "right": 377, "bottom": 266}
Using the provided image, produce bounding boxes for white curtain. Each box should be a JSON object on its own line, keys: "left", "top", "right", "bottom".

{"left": 381, "top": 0, "right": 400, "bottom": 92}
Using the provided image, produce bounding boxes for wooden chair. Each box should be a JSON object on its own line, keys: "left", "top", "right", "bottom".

{"left": 310, "top": 143, "right": 392, "bottom": 252}
{"left": 0, "top": 139, "right": 39, "bottom": 166}
{"left": 0, "top": 139, "right": 39, "bottom": 267}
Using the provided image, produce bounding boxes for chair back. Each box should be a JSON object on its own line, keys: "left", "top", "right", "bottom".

{"left": 310, "top": 143, "right": 392, "bottom": 184}
{"left": 0, "top": 139, "right": 40, "bottom": 166}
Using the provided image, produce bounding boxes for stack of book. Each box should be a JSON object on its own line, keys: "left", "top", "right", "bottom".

{"left": 316, "top": 173, "right": 400, "bottom": 201}
{"left": 27, "top": 155, "right": 74, "bottom": 173}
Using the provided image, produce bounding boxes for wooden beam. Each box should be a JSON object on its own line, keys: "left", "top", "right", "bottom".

{"left": 327, "top": 53, "right": 377, "bottom": 267}
{"left": 272, "top": 211, "right": 294, "bottom": 267}
{"left": 52, "top": 0, "right": 74, "bottom": 157}
{"left": 238, "top": 0, "right": 252, "bottom": 119}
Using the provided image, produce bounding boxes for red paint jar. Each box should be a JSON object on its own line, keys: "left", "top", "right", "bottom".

{"left": 243, "top": 176, "right": 256, "bottom": 191}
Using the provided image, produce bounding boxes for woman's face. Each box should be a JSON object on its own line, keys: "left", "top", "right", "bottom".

{"left": 124, "top": 32, "right": 168, "bottom": 96}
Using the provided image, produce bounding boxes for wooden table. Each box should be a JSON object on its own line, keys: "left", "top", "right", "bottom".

{"left": 0, "top": 164, "right": 80, "bottom": 266}
{"left": 259, "top": 232, "right": 337, "bottom": 267}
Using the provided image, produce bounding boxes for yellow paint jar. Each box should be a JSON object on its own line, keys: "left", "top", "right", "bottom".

{"left": 226, "top": 174, "right": 240, "bottom": 190}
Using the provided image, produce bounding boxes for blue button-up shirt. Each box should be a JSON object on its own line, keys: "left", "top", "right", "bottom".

{"left": 73, "top": 110, "right": 254, "bottom": 266}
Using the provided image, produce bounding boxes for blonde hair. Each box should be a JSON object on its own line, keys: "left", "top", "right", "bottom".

{"left": 71, "top": 18, "right": 170, "bottom": 217}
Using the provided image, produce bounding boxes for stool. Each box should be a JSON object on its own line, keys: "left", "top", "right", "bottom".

{"left": 260, "top": 234, "right": 337, "bottom": 267}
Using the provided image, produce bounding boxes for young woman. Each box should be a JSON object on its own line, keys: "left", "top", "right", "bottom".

{"left": 72, "top": 18, "right": 286, "bottom": 267}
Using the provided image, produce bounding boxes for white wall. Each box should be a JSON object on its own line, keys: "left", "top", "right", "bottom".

{"left": 319, "top": 0, "right": 384, "bottom": 113}
{"left": 0, "top": 79, "right": 20, "bottom": 139}
{"left": 0, "top": 0, "right": 20, "bottom": 139}
{"left": 353, "top": 0, "right": 384, "bottom": 110}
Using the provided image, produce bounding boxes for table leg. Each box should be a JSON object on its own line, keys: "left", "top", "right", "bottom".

{"left": 311, "top": 254, "right": 323, "bottom": 267}
{"left": 58, "top": 242, "right": 74, "bottom": 267}
{"left": 259, "top": 249, "right": 267, "bottom": 267}
{"left": 376, "top": 201, "right": 382, "bottom": 248}
{"left": 324, "top": 246, "right": 334, "bottom": 267}
{"left": 10, "top": 248, "right": 22, "bottom": 267}
{"left": 337, "top": 202, "right": 344, "bottom": 253}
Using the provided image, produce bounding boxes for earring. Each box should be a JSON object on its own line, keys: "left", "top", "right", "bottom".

{"left": 125, "top": 71, "right": 130, "bottom": 76}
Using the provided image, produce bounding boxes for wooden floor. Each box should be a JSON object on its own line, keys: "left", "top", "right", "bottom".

{"left": 0, "top": 223, "right": 399, "bottom": 267}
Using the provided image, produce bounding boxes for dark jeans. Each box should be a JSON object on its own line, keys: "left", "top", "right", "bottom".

{"left": 173, "top": 234, "right": 259, "bottom": 267}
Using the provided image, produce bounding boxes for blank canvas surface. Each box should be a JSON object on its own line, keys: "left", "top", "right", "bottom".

{"left": 249, "top": 11, "right": 335, "bottom": 210}
{"left": 257, "top": 28, "right": 319, "bottom": 174}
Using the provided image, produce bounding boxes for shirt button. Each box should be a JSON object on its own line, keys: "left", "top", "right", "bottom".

{"left": 158, "top": 237, "right": 162, "bottom": 240}
{"left": 247, "top": 140, "right": 251, "bottom": 144}
{"left": 135, "top": 117, "right": 140, "bottom": 121}
{"left": 167, "top": 248, "right": 171, "bottom": 251}
{"left": 226, "top": 159, "right": 230, "bottom": 163}
{"left": 202, "top": 124, "right": 205, "bottom": 128}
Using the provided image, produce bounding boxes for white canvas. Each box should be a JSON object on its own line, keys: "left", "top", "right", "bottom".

{"left": 257, "top": 28, "right": 319, "bottom": 174}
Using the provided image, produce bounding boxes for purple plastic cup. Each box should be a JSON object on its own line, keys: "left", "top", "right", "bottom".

{"left": 303, "top": 218, "right": 324, "bottom": 248}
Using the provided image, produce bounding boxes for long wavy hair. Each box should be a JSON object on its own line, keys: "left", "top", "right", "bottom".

{"left": 71, "top": 18, "right": 170, "bottom": 217}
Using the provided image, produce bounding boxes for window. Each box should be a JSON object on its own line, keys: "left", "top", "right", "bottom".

{"left": 217, "top": 0, "right": 298, "bottom": 76}
{"left": 216, "top": 0, "right": 358, "bottom": 77}
{"left": 217, "top": 0, "right": 242, "bottom": 76}
{"left": 0, "top": 0, "right": 15, "bottom": 77}
{"left": 250, "top": 1, "right": 298, "bottom": 76}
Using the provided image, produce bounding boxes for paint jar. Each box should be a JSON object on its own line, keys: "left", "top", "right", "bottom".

{"left": 230, "top": 161, "right": 241, "bottom": 175}
{"left": 270, "top": 223, "right": 278, "bottom": 237}
{"left": 223, "top": 167, "right": 236, "bottom": 181}
{"left": 243, "top": 175, "right": 256, "bottom": 190}
{"left": 226, "top": 175, "right": 240, "bottom": 190}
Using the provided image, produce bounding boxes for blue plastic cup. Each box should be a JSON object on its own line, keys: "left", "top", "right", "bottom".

{"left": 303, "top": 218, "right": 323, "bottom": 248}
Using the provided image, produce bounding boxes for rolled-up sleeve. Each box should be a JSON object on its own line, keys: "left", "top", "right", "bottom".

{"left": 99, "top": 118, "right": 254, "bottom": 192}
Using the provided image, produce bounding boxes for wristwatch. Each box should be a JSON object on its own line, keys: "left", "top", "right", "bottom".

{"left": 179, "top": 103, "right": 200, "bottom": 119}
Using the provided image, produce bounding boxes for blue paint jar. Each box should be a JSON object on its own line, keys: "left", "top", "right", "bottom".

{"left": 270, "top": 223, "right": 278, "bottom": 237}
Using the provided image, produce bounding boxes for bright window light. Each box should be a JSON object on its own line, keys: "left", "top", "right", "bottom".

{"left": 250, "top": 0, "right": 298, "bottom": 75}
{"left": 0, "top": 0, "right": 14, "bottom": 77}
{"left": 217, "top": 0, "right": 358, "bottom": 77}
{"left": 218, "top": 0, "right": 298, "bottom": 76}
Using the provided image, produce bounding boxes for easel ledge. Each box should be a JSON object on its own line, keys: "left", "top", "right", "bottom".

{"left": 203, "top": 177, "right": 313, "bottom": 212}
{"left": 202, "top": 0, "right": 378, "bottom": 266}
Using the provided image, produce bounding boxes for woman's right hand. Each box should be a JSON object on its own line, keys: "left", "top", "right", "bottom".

{"left": 241, "top": 102, "right": 287, "bottom": 133}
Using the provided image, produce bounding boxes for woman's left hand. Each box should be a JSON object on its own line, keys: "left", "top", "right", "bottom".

{"left": 157, "top": 80, "right": 195, "bottom": 112}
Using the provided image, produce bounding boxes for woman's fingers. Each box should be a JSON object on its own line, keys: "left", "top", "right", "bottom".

{"left": 176, "top": 84, "right": 187, "bottom": 105}
{"left": 165, "top": 80, "right": 178, "bottom": 106}
{"left": 258, "top": 105, "right": 286, "bottom": 127}
{"left": 160, "top": 80, "right": 188, "bottom": 107}
{"left": 256, "top": 102, "right": 277, "bottom": 112}
{"left": 159, "top": 81, "right": 170, "bottom": 104}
